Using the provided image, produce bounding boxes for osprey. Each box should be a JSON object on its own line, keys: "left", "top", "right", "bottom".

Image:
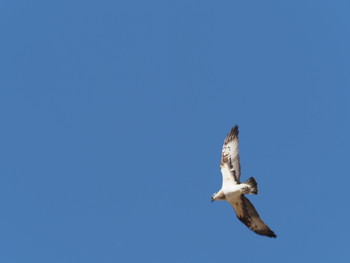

{"left": 211, "top": 125, "right": 277, "bottom": 238}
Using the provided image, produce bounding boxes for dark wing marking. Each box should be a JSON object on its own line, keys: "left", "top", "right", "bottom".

{"left": 221, "top": 162, "right": 239, "bottom": 185}
{"left": 230, "top": 196, "right": 277, "bottom": 238}
{"left": 220, "top": 125, "right": 241, "bottom": 183}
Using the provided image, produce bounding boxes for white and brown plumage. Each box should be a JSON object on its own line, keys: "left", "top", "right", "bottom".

{"left": 211, "top": 125, "right": 277, "bottom": 238}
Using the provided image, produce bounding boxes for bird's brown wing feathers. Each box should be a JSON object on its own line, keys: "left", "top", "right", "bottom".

{"left": 230, "top": 196, "right": 277, "bottom": 238}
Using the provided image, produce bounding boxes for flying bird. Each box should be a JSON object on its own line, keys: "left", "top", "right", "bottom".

{"left": 211, "top": 125, "right": 277, "bottom": 238}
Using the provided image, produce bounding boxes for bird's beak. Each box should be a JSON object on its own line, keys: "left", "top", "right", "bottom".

{"left": 211, "top": 197, "right": 214, "bottom": 202}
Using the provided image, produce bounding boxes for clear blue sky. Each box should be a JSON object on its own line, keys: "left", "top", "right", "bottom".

{"left": 0, "top": 0, "right": 349, "bottom": 262}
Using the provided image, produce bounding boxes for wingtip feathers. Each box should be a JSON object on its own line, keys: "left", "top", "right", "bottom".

{"left": 224, "top": 125, "right": 239, "bottom": 144}
{"left": 262, "top": 229, "right": 277, "bottom": 238}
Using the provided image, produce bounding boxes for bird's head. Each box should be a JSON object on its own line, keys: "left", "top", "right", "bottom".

{"left": 211, "top": 193, "right": 217, "bottom": 202}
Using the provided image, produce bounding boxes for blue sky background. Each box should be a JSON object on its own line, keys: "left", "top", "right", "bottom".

{"left": 0, "top": 0, "right": 349, "bottom": 262}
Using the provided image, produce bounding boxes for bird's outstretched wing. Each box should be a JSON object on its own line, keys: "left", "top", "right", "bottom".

{"left": 229, "top": 196, "right": 277, "bottom": 238}
{"left": 220, "top": 125, "right": 241, "bottom": 183}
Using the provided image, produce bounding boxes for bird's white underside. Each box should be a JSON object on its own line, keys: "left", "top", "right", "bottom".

{"left": 221, "top": 164, "right": 247, "bottom": 202}
{"left": 221, "top": 164, "right": 236, "bottom": 186}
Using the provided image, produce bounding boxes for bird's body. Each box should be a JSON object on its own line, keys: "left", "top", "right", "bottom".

{"left": 223, "top": 183, "right": 249, "bottom": 200}
{"left": 211, "top": 125, "right": 277, "bottom": 238}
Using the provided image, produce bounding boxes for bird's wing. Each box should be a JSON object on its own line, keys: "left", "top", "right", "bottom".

{"left": 220, "top": 125, "right": 241, "bottom": 184}
{"left": 229, "top": 195, "right": 277, "bottom": 238}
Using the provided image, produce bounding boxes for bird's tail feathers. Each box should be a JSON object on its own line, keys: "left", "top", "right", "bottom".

{"left": 244, "top": 177, "right": 258, "bottom": 194}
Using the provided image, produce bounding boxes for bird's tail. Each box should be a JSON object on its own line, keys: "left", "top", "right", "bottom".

{"left": 244, "top": 177, "right": 258, "bottom": 194}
